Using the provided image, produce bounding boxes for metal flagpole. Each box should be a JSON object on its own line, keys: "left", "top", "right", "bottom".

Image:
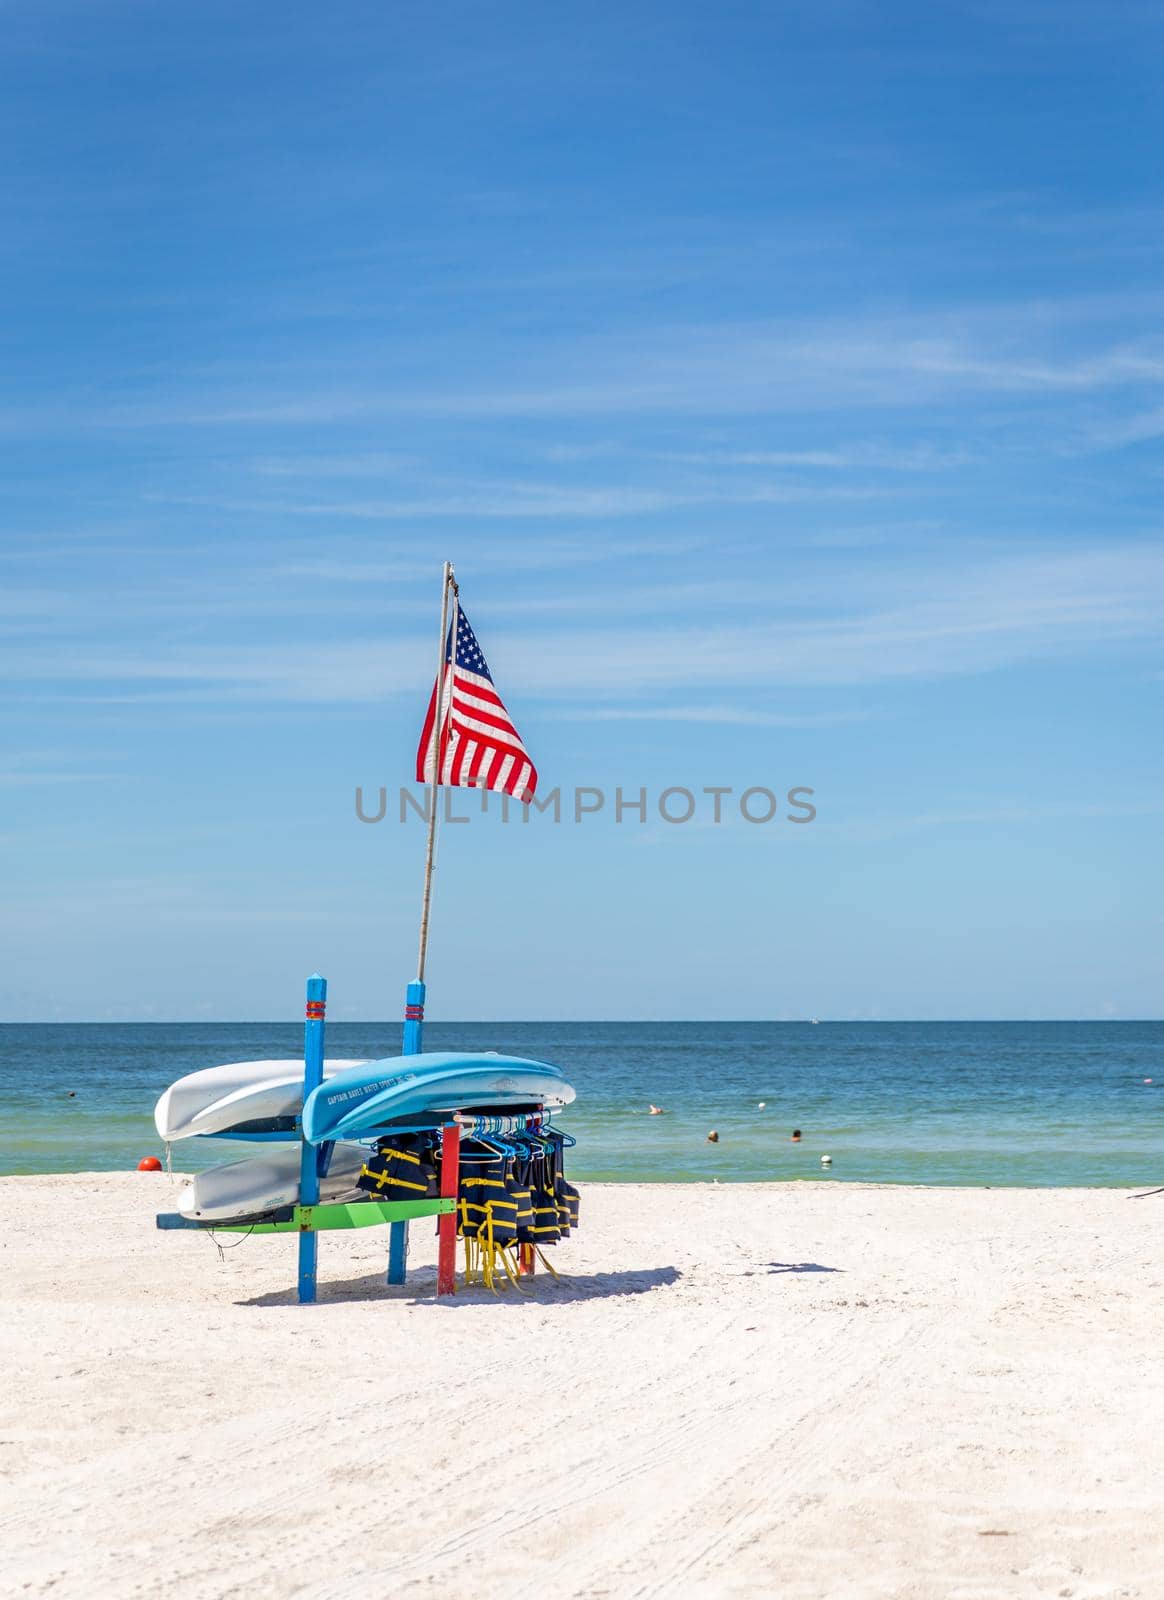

{"left": 391, "top": 560, "right": 454, "bottom": 1285}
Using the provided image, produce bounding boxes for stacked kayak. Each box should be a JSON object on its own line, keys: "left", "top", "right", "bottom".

{"left": 154, "top": 1057, "right": 372, "bottom": 1142}
{"left": 155, "top": 1052, "right": 575, "bottom": 1224}
{"left": 301, "top": 1052, "right": 575, "bottom": 1143}
{"left": 175, "top": 1143, "right": 367, "bottom": 1222}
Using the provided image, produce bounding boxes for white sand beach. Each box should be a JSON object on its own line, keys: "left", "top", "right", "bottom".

{"left": 2, "top": 1174, "right": 1162, "bottom": 1600}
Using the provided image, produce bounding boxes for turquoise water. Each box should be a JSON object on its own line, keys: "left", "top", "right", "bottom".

{"left": 1, "top": 1021, "right": 1161, "bottom": 1185}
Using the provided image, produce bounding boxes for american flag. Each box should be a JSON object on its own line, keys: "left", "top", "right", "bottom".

{"left": 415, "top": 601, "right": 538, "bottom": 802}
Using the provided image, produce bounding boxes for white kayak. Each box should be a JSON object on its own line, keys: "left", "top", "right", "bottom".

{"left": 176, "top": 1143, "right": 369, "bottom": 1223}
{"left": 155, "top": 1058, "right": 372, "bottom": 1142}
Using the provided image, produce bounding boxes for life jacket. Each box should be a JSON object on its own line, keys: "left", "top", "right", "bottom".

{"left": 457, "top": 1146, "right": 523, "bottom": 1291}
{"left": 554, "top": 1158, "right": 580, "bottom": 1233}
{"left": 526, "top": 1146, "right": 561, "bottom": 1245}
{"left": 357, "top": 1135, "right": 438, "bottom": 1200}
{"left": 540, "top": 1132, "right": 582, "bottom": 1228}
{"left": 507, "top": 1151, "right": 536, "bottom": 1243}
{"left": 457, "top": 1149, "right": 519, "bottom": 1248}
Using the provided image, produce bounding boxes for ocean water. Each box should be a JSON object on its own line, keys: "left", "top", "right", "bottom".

{"left": 1, "top": 1021, "right": 1161, "bottom": 1186}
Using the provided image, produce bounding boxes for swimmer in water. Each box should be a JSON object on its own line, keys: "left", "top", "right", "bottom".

{"left": 791, "top": 1128, "right": 802, "bottom": 1142}
{"left": 707, "top": 1129, "right": 719, "bottom": 1143}
{"left": 648, "top": 1104, "right": 666, "bottom": 1115}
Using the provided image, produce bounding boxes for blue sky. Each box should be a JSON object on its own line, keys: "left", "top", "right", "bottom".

{"left": 1, "top": 1, "right": 1162, "bottom": 1020}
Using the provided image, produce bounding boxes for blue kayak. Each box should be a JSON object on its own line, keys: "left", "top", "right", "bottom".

{"left": 301, "top": 1051, "right": 575, "bottom": 1144}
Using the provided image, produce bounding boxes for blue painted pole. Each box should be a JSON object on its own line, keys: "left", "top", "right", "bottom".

{"left": 298, "top": 974, "right": 327, "bottom": 1304}
{"left": 387, "top": 977, "right": 426, "bottom": 1284}
{"left": 386, "top": 1217, "right": 409, "bottom": 1284}
{"left": 403, "top": 977, "right": 425, "bottom": 1054}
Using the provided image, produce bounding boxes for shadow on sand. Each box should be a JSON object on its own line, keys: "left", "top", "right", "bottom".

{"left": 239, "top": 1264, "right": 682, "bottom": 1309}
{"left": 766, "top": 1261, "right": 844, "bottom": 1274}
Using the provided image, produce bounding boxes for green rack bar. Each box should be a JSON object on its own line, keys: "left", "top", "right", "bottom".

{"left": 216, "top": 1197, "right": 455, "bottom": 1235}
{"left": 156, "top": 1196, "right": 455, "bottom": 1235}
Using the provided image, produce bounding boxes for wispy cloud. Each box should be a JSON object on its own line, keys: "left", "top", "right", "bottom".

{"left": 559, "top": 705, "right": 874, "bottom": 727}
{"left": 369, "top": 306, "right": 1164, "bottom": 419}
{"left": 7, "top": 295, "right": 1163, "bottom": 434}
{"left": 250, "top": 451, "right": 415, "bottom": 477}
{"left": 151, "top": 477, "right": 889, "bottom": 521}
{"left": 830, "top": 795, "right": 1164, "bottom": 841}
{"left": 276, "top": 533, "right": 700, "bottom": 583}
{"left": 897, "top": 799, "right": 1164, "bottom": 827}
{"left": 663, "top": 444, "right": 974, "bottom": 472}
{"left": 5, "top": 542, "right": 1161, "bottom": 704}
{"left": 0, "top": 770, "right": 114, "bottom": 786}
{"left": 0, "top": 749, "right": 116, "bottom": 786}
{"left": 1078, "top": 405, "right": 1164, "bottom": 452}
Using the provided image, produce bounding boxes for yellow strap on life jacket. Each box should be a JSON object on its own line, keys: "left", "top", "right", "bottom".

{"left": 380, "top": 1145, "right": 422, "bottom": 1166}
{"left": 534, "top": 1246, "right": 561, "bottom": 1280}
{"left": 360, "top": 1166, "right": 431, "bottom": 1195}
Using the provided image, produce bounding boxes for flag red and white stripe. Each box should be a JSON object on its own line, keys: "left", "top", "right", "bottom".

{"left": 416, "top": 598, "right": 537, "bottom": 801}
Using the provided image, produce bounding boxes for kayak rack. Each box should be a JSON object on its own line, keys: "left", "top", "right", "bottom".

{"left": 156, "top": 973, "right": 469, "bottom": 1302}
{"left": 155, "top": 975, "right": 560, "bottom": 1300}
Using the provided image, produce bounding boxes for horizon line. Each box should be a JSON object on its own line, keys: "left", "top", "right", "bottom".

{"left": 1, "top": 1017, "right": 1160, "bottom": 1027}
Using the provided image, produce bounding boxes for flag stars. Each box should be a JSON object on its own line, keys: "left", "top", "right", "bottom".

{"left": 454, "top": 613, "right": 493, "bottom": 681}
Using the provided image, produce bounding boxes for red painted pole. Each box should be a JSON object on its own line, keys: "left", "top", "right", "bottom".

{"left": 437, "top": 1123, "right": 460, "bottom": 1296}
{"left": 518, "top": 1244, "right": 535, "bottom": 1277}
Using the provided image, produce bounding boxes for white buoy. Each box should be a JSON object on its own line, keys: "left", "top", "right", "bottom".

{"left": 758, "top": 1101, "right": 766, "bottom": 1109}
{"left": 821, "top": 1154, "right": 832, "bottom": 1166}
